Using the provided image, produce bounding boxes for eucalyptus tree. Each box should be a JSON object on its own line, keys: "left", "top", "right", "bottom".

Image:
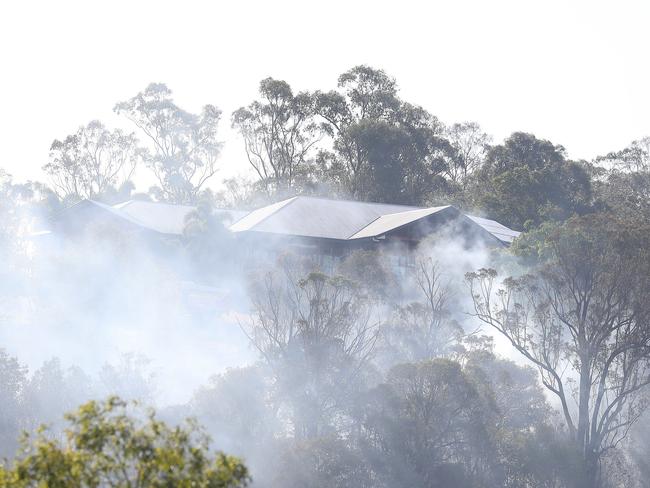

{"left": 43, "top": 120, "right": 139, "bottom": 202}
{"left": 378, "top": 258, "right": 462, "bottom": 367}
{"left": 444, "top": 121, "right": 491, "bottom": 189}
{"left": 0, "top": 350, "right": 27, "bottom": 460}
{"left": 466, "top": 214, "right": 650, "bottom": 488}
{"left": 595, "top": 137, "right": 650, "bottom": 173}
{"left": 473, "top": 132, "right": 592, "bottom": 230}
{"left": 244, "top": 261, "right": 379, "bottom": 439}
{"left": 115, "top": 83, "right": 222, "bottom": 204}
{"left": 232, "top": 78, "right": 320, "bottom": 196}
{"left": 313, "top": 65, "right": 452, "bottom": 204}
{"left": 358, "top": 359, "right": 495, "bottom": 488}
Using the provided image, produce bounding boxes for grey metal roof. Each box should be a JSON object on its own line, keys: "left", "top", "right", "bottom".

{"left": 228, "top": 196, "right": 520, "bottom": 244}
{"left": 348, "top": 206, "right": 451, "bottom": 240}
{"left": 113, "top": 200, "right": 248, "bottom": 235}
{"left": 229, "top": 196, "right": 423, "bottom": 240}
{"left": 465, "top": 215, "right": 520, "bottom": 244}
{"left": 113, "top": 200, "right": 196, "bottom": 235}
{"left": 56, "top": 196, "right": 519, "bottom": 244}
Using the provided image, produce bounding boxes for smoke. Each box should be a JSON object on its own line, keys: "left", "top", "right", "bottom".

{"left": 0, "top": 191, "right": 563, "bottom": 487}
{"left": 0, "top": 200, "right": 256, "bottom": 409}
{"left": 1, "top": 196, "right": 498, "bottom": 389}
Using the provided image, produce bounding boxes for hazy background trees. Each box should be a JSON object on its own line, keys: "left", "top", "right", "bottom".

{"left": 115, "top": 83, "right": 222, "bottom": 204}
{"left": 1, "top": 64, "right": 650, "bottom": 487}
{"left": 232, "top": 78, "right": 321, "bottom": 197}
{"left": 43, "top": 120, "right": 140, "bottom": 204}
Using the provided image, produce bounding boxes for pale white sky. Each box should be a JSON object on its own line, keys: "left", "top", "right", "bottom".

{"left": 1, "top": 0, "right": 649, "bottom": 189}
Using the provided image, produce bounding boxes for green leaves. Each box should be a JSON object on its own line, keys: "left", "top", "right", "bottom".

{"left": 0, "top": 396, "right": 250, "bottom": 488}
{"left": 474, "top": 132, "right": 593, "bottom": 230}
{"left": 232, "top": 77, "right": 320, "bottom": 196}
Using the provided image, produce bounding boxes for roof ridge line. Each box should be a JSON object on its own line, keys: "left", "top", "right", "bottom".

{"left": 345, "top": 214, "right": 383, "bottom": 240}
{"left": 231, "top": 197, "right": 298, "bottom": 231}
{"left": 345, "top": 205, "right": 453, "bottom": 240}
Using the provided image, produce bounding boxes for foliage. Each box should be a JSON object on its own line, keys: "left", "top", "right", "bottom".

{"left": 232, "top": 78, "right": 320, "bottom": 197}
{"left": 0, "top": 350, "right": 27, "bottom": 459}
{"left": 473, "top": 132, "right": 593, "bottom": 229}
{"left": 378, "top": 258, "right": 463, "bottom": 366}
{"left": 43, "top": 121, "right": 140, "bottom": 203}
{"left": 357, "top": 359, "right": 495, "bottom": 487}
{"left": 337, "top": 249, "right": 401, "bottom": 301}
{"left": 595, "top": 137, "right": 650, "bottom": 173}
{"left": 313, "top": 65, "right": 453, "bottom": 204}
{"left": 467, "top": 214, "right": 650, "bottom": 487}
{"left": 115, "top": 83, "right": 222, "bottom": 204}
{"left": 0, "top": 397, "right": 250, "bottom": 488}
{"left": 245, "top": 265, "right": 379, "bottom": 439}
{"left": 191, "top": 365, "right": 277, "bottom": 456}
{"left": 271, "top": 437, "right": 373, "bottom": 488}
{"left": 444, "top": 121, "right": 491, "bottom": 190}
{"left": 182, "top": 199, "right": 237, "bottom": 283}
{"left": 594, "top": 168, "right": 650, "bottom": 223}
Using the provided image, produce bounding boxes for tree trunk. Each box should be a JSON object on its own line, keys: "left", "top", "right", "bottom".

{"left": 576, "top": 449, "right": 599, "bottom": 488}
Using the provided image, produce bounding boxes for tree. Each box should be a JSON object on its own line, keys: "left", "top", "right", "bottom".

{"left": 627, "top": 403, "right": 650, "bottom": 487}
{"left": 346, "top": 114, "right": 451, "bottom": 204}
{"left": 474, "top": 132, "right": 592, "bottom": 229}
{"left": 466, "top": 214, "right": 650, "bottom": 488}
{"left": 191, "top": 366, "right": 277, "bottom": 457}
{"left": 20, "top": 358, "right": 93, "bottom": 436}
{"left": 444, "top": 122, "right": 491, "bottom": 189}
{"left": 0, "top": 172, "right": 26, "bottom": 271}
{"left": 593, "top": 138, "right": 650, "bottom": 224}
{"left": 43, "top": 120, "right": 139, "bottom": 203}
{"left": 181, "top": 199, "right": 237, "bottom": 284}
{"left": 462, "top": 349, "right": 577, "bottom": 488}
{"left": 115, "top": 83, "right": 222, "bottom": 204}
{"left": 0, "top": 350, "right": 27, "bottom": 459}
{"left": 244, "top": 263, "right": 379, "bottom": 439}
{"left": 378, "top": 258, "right": 463, "bottom": 367}
{"left": 271, "top": 437, "right": 373, "bottom": 488}
{"left": 337, "top": 249, "right": 400, "bottom": 301}
{"left": 232, "top": 78, "right": 320, "bottom": 196}
{"left": 98, "top": 353, "right": 157, "bottom": 403}
{"left": 595, "top": 137, "right": 650, "bottom": 173}
{"left": 594, "top": 170, "right": 650, "bottom": 223}
{"left": 357, "top": 359, "right": 495, "bottom": 488}
{"left": 0, "top": 397, "right": 250, "bottom": 487}
{"left": 313, "top": 65, "right": 452, "bottom": 204}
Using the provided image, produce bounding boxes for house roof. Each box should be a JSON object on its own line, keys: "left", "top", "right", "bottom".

{"left": 113, "top": 200, "right": 196, "bottom": 235}
{"left": 348, "top": 206, "right": 451, "bottom": 240}
{"left": 230, "top": 196, "right": 425, "bottom": 240}
{"left": 465, "top": 215, "right": 520, "bottom": 244}
{"left": 112, "top": 200, "right": 248, "bottom": 235}
{"left": 53, "top": 196, "right": 520, "bottom": 244}
{"left": 229, "top": 196, "right": 520, "bottom": 244}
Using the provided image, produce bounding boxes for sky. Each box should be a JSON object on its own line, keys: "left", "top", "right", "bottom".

{"left": 1, "top": 0, "right": 649, "bottom": 189}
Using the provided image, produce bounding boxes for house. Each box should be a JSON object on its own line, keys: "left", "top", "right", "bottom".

{"left": 46, "top": 195, "right": 519, "bottom": 273}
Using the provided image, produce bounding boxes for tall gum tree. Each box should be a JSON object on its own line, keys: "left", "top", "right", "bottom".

{"left": 466, "top": 214, "right": 650, "bottom": 488}
{"left": 115, "top": 83, "right": 222, "bottom": 204}
{"left": 232, "top": 78, "right": 320, "bottom": 197}
{"left": 44, "top": 120, "right": 140, "bottom": 203}
{"left": 313, "top": 66, "right": 453, "bottom": 204}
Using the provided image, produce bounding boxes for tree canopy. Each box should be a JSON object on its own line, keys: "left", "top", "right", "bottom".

{"left": 0, "top": 397, "right": 250, "bottom": 488}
